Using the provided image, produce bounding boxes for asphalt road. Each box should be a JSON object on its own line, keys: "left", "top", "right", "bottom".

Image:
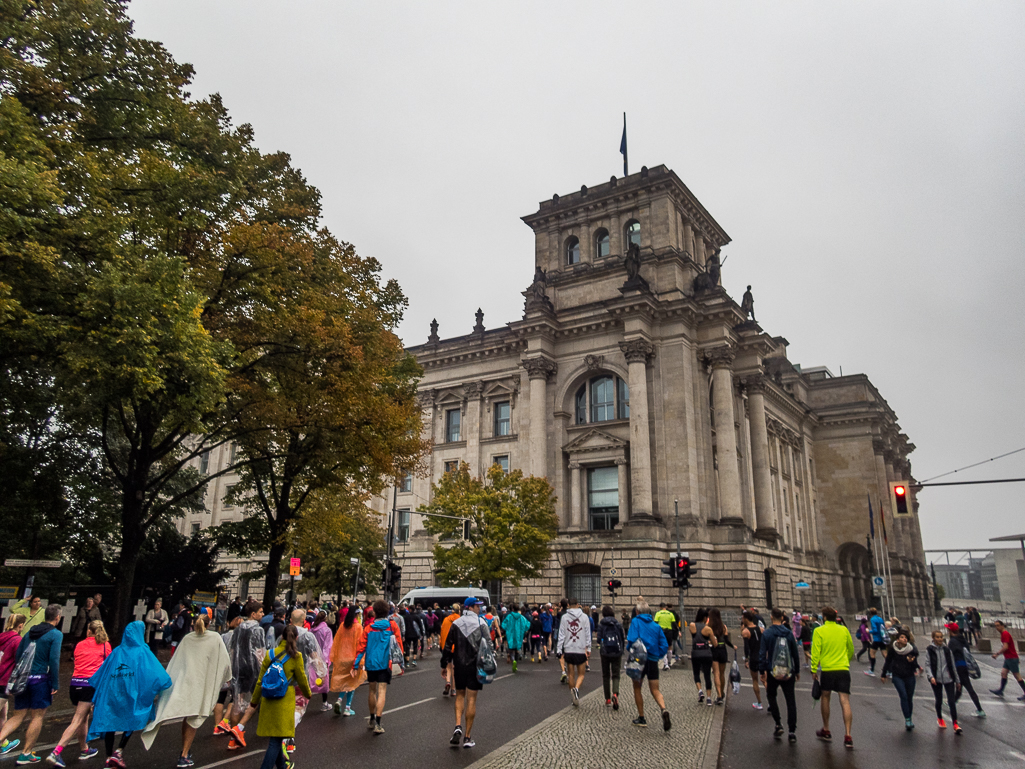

{"left": 721, "top": 653, "right": 1025, "bottom": 769}
{"left": 2, "top": 651, "right": 599, "bottom": 769}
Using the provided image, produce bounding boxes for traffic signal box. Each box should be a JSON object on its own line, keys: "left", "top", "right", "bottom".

{"left": 606, "top": 579, "right": 622, "bottom": 595}
{"left": 889, "top": 481, "right": 911, "bottom": 517}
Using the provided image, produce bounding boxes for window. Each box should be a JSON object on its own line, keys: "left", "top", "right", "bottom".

{"left": 566, "top": 236, "right": 580, "bottom": 265}
{"left": 398, "top": 509, "right": 410, "bottom": 543}
{"left": 223, "top": 483, "right": 236, "bottom": 508}
{"left": 228, "top": 442, "right": 238, "bottom": 464}
{"left": 575, "top": 375, "right": 629, "bottom": 424}
{"left": 587, "top": 466, "right": 619, "bottom": 530}
{"left": 199, "top": 450, "right": 211, "bottom": 475}
{"left": 493, "top": 455, "right": 510, "bottom": 473}
{"left": 595, "top": 229, "right": 610, "bottom": 258}
{"left": 625, "top": 220, "right": 641, "bottom": 248}
{"left": 445, "top": 408, "right": 461, "bottom": 442}
{"left": 190, "top": 522, "right": 201, "bottom": 535}
{"left": 444, "top": 460, "right": 459, "bottom": 475}
{"left": 399, "top": 473, "right": 412, "bottom": 493}
{"left": 567, "top": 568, "right": 602, "bottom": 608}
{"left": 493, "top": 400, "right": 511, "bottom": 436}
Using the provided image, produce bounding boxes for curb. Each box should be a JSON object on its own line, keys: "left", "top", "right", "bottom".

{"left": 700, "top": 693, "right": 727, "bottom": 769}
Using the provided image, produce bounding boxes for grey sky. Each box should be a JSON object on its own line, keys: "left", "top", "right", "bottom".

{"left": 129, "top": 1, "right": 1025, "bottom": 554}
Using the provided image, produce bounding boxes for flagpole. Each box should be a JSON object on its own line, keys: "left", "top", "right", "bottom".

{"left": 880, "top": 498, "right": 896, "bottom": 619}
{"left": 870, "top": 500, "right": 886, "bottom": 614}
{"left": 621, "top": 113, "right": 628, "bottom": 176}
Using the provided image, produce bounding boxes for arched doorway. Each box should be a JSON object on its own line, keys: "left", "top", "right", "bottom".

{"left": 836, "top": 542, "right": 872, "bottom": 614}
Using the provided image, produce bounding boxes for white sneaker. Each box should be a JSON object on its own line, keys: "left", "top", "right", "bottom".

{"left": 321, "top": 702, "right": 332, "bottom": 712}
{"left": 753, "top": 702, "right": 763, "bottom": 710}
{"left": 864, "top": 670, "right": 876, "bottom": 677}
{"left": 571, "top": 688, "right": 580, "bottom": 707}
{"left": 462, "top": 739, "right": 475, "bottom": 749}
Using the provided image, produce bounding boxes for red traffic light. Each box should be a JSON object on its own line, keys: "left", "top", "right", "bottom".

{"left": 894, "top": 485, "right": 906, "bottom": 497}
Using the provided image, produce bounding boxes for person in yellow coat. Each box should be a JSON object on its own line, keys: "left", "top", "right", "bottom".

{"left": 330, "top": 607, "right": 367, "bottom": 716}
{"left": 249, "top": 626, "right": 311, "bottom": 769}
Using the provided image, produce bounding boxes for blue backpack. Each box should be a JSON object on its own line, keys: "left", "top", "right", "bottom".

{"left": 260, "top": 649, "right": 292, "bottom": 699}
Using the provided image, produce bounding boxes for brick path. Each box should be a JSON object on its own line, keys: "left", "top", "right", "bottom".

{"left": 464, "top": 664, "right": 724, "bottom": 769}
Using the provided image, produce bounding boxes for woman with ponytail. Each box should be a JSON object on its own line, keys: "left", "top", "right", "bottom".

{"left": 45, "top": 621, "right": 110, "bottom": 766}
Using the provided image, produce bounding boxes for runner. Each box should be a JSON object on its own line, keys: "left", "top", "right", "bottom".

{"left": 597, "top": 605, "right": 625, "bottom": 710}
{"left": 353, "top": 600, "right": 403, "bottom": 735}
{"left": 879, "top": 627, "right": 921, "bottom": 731}
{"left": 250, "top": 625, "right": 311, "bottom": 769}
{"left": 0, "top": 614, "right": 27, "bottom": 755}
{"left": 225, "top": 600, "right": 267, "bottom": 750}
{"left": 708, "top": 608, "right": 733, "bottom": 705}
{"left": 528, "top": 611, "right": 543, "bottom": 662}
{"left": 926, "top": 629, "right": 961, "bottom": 733}
{"left": 989, "top": 619, "right": 1025, "bottom": 700}
{"left": 439, "top": 604, "right": 459, "bottom": 697}
{"left": 141, "top": 614, "right": 232, "bottom": 767}
{"left": 689, "top": 608, "right": 714, "bottom": 706}
{"left": 946, "top": 624, "right": 985, "bottom": 717}
{"left": 740, "top": 610, "right": 763, "bottom": 709}
{"left": 540, "top": 604, "right": 553, "bottom": 661}
{"left": 555, "top": 599, "right": 569, "bottom": 684}
{"left": 330, "top": 606, "right": 366, "bottom": 716}
{"left": 854, "top": 617, "right": 871, "bottom": 663}
{"left": 625, "top": 599, "right": 671, "bottom": 731}
{"left": 810, "top": 606, "right": 855, "bottom": 749}
{"left": 557, "top": 598, "right": 591, "bottom": 707}
{"left": 758, "top": 607, "right": 800, "bottom": 741}
{"left": 440, "top": 597, "right": 487, "bottom": 749}
{"left": 309, "top": 612, "right": 334, "bottom": 711}
{"left": 864, "top": 607, "right": 887, "bottom": 677}
{"left": 45, "top": 620, "right": 110, "bottom": 767}
{"left": 501, "top": 603, "right": 528, "bottom": 673}
{"left": 653, "top": 603, "right": 675, "bottom": 670}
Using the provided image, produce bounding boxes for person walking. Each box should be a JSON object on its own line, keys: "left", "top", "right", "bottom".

{"left": 439, "top": 605, "right": 459, "bottom": 697}
{"left": 740, "top": 610, "right": 764, "bottom": 710}
{"left": 989, "top": 619, "right": 1025, "bottom": 700}
{"left": 926, "top": 629, "right": 961, "bottom": 733}
{"left": 250, "top": 625, "right": 311, "bottom": 769}
{"left": 501, "top": 603, "right": 528, "bottom": 673}
{"left": 353, "top": 600, "right": 403, "bottom": 735}
{"left": 625, "top": 599, "right": 670, "bottom": 730}
{"left": 653, "top": 603, "right": 676, "bottom": 670}
{"left": 946, "top": 624, "right": 984, "bottom": 718}
{"left": 144, "top": 600, "right": 168, "bottom": 655}
{"left": 708, "top": 608, "right": 733, "bottom": 705}
{"left": 330, "top": 606, "right": 366, "bottom": 717}
{"left": 309, "top": 612, "right": 334, "bottom": 711}
{"left": 225, "top": 601, "right": 267, "bottom": 750}
{"left": 810, "top": 606, "right": 855, "bottom": 749}
{"left": 557, "top": 598, "right": 591, "bottom": 708}
{"left": 45, "top": 621, "right": 110, "bottom": 767}
{"left": 555, "top": 599, "right": 569, "bottom": 684}
{"left": 0, "top": 614, "right": 27, "bottom": 755}
{"left": 879, "top": 627, "right": 921, "bottom": 731}
{"left": 855, "top": 617, "right": 871, "bottom": 663}
{"left": 70, "top": 599, "right": 95, "bottom": 644}
{"left": 758, "top": 607, "right": 800, "bottom": 742}
{"left": 141, "top": 614, "right": 232, "bottom": 767}
{"left": 440, "top": 597, "right": 488, "bottom": 749}
{"left": 0, "top": 604, "right": 62, "bottom": 765}
{"left": 864, "top": 607, "right": 887, "bottom": 677}
{"left": 540, "top": 605, "right": 553, "bottom": 661}
{"left": 597, "top": 606, "right": 625, "bottom": 710}
{"left": 689, "top": 608, "right": 714, "bottom": 706}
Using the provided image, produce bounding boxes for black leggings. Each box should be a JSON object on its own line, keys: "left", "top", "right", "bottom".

{"left": 954, "top": 667, "right": 982, "bottom": 712}
{"left": 931, "top": 681, "right": 958, "bottom": 722}
{"left": 692, "top": 657, "right": 712, "bottom": 689}
{"left": 104, "top": 732, "right": 132, "bottom": 758}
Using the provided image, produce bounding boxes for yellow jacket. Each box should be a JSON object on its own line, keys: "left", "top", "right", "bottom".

{"left": 653, "top": 609, "right": 675, "bottom": 631}
{"left": 11, "top": 599, "right": 45, "bottom": 636}
{"left": 809, "top": 621, "right": 854, "bottom": 672}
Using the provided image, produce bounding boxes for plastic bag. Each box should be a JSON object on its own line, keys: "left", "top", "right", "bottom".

{"left": 389, "top": 635, "right": 405, "bottom": 675}
{"left": 5, "top": 641, "right": 36, "bottom": 697}
{"left": 729, "top": 651, "right": 742, "bottom": 694}
{"left": 624, "top": 639, "right": 648, "bottom": 682}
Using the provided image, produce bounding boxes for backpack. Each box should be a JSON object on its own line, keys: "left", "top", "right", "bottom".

{"left": 770, "top": 635, "right": 794, "bottom": 681}
{"left": 598, "top": 622, "right": 623, "bottom": 658}
{"left": 5, "top": 641, "right": 36, "bottom": 696}
{"left": 624, "top": 639, "right": 648, "bottom": 681}
{"left": 259, "top": 649, "right": 292, "bottom": 699}
{"left": 962, "top": 647, "right": 981, "bottom": 680}
{"left": 476, "top": 618, "right": 497, "bottom": 684}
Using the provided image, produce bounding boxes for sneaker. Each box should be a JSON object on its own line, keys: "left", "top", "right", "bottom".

{"left": 373, "top": 723, "right": 385, "bottom": 735}
{"left": 788, "top": 732, "right": 797, "bottom": 743}
{"left": 344, "top": 708, "right": 355, "bottom": 717}
{"left": 612, "top": 694, "right": 619, "bottom": 711}
{"left": 953, "top": 722, "right": 962, "bottom": 735}
{"left": 661, "top": 709, "right": 671, "bottom": 732}
{"left": 462, "top": 740, "right": 475, "bottom": 750}
{"left": 973, "top": 709, "right": 986, "bottom": 718}
{"left": 512, "top": 660, "right": 518, "bottom": 673}
{"left": 107, "top": 751, "right": 126, "bottom": 769}
{"left": 605, "top": 699, "right": 612, "bottom": 707}
{"left": 229, "top": 725, "right": 246, "bottom": 748}
{"left": 753, "top": 702, "right": 763, "bottom": 710}
{"left": 284, "top": 739, "right": 295, "bottom": 754}
{"left": 18, "top": 756, "right": 41, "bottom": 766}
{"left": 571, "top": 687, "right": 580, "bottom": 706}
{"left": 990, "top": 688, "right": 1004, "bottom": 697}
{"left": 905, "top": 717, "right": 914, "bottom": 731}
{"left": 333, "top": 700, "right": 342, "bottom": 715}
{"left": 864, "top": 670, "right": 876, "bottom": 676}
{"left": 706, "top": 695, "right": 714, "bottom": 707}
{"left": 450, "top": 726, "right": 463, "bottom": 747}
{"left": 443, "top": 683, "right": 450, "bottom": 696}
{"left": 1, "top": 741, "right": 22, "bottom": 757}
{"left": 631, "top": 716, "right": 648, "bottom": 727}
{"left": 45, "top": 753, "right": 65, "bottom": 768}
{"left": 176, "top": 758, "right": 194, "bottom": 769}
{"left": 698, "top": 690, "right": 705, "bottom": 703}
{"left": 715, "top": 697, "right": 724, "bottom": 706}
{"left": 560, "top": 672, "right": 568, "bottom": 684}
{"left": 367, "top": 717, "right": 377, "bottom": 730}
{"left": 79, "top": 750, "right": 99, "bottom": 761}
{"left": 321, "top": 702, "right": 332, "bottom": 711}
{"left": 1019, "top": 695, "right": 1025, "bottom": 702}
{"left": 227, "top": 739, "right": 240, "bottom": 751}
{"left": 843, "top": 735, "right": 853, "bottom": 749}
{"left": 773, "top": 724, "right": 784, "bottom": 739}
{"left": 816, "top": 728, "right": 832, "bottom": 742}
{"left": 937, "top": 718, "right": 947, "bottom": 729}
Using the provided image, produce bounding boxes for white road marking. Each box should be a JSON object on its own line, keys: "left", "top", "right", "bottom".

{"left": 383, "top": 696, "right": 436, "bottom": 715}
{"left": 193, "top": 750, "right": 263, "bottom": 769}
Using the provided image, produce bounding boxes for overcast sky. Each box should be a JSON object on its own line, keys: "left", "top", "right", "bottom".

{"left": 130, "top": 1, "right": 1025, "bottom": 556}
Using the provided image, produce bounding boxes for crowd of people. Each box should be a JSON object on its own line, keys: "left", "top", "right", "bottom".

{"left": 0, "top": 592, "right": 1018, "bottom": 766}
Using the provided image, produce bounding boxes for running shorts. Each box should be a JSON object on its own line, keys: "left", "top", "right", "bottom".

{"left": 15, "top": 679, "right": 52, "bottom": 711}
{"left": 1003, "top": 658, "right": 1020, "bottom": 675}
{"left": 871, "top": 640, "right": 887, "bottom": 650}
{"left": 639, "top": 660, "right": 660, "bottom": 681}
{"left": 69, "top": 685, "right": 94, "bottom": 705}
{"left": 563, "top": 653, "right": 588, "bottom": 666}
{"left": 452, "top": 665, "right": 482, "bottom": 692}
{"left": 818, "top": 670, "right": 851, "bottom": 694}
{"left": 366, "top": 668, "right": 392, "bottom": 685}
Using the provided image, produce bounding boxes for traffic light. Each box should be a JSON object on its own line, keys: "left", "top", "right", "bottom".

{"left": 661, "top": 558, "right": 678, "bottom": 581}
{"left": 675, "top": 557, "right": 696, "bottom": 589}
{"left": 354, "top": 572, "right": 366, "bottom": 595}
{"left": 390, "top": 562, "right": 402, "bottom": 591}
{"left": 463, "top": 519, "right": 471, "bottom": 539}
{"left": 889, "top": 481, "right": 911, "bottom": 517}
{"left": 380, "top": 564, "right": 391, "bottom": 592}
{"left": 607, "top": 579, "right": 622, "bottom": 595}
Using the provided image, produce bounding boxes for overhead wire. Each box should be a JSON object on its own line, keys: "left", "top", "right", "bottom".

{"left": 919, "top": 446, "right": 1025, "bottom": 484}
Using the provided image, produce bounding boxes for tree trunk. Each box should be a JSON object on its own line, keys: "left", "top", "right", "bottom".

{"left": 111, "top": 506, "right": 146, "bottom": 644}
{"left": 262, "top": 539, "right": 287, "bottom": 612}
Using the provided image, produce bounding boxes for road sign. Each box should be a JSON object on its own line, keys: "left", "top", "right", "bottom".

{"left": 4, "top": 559, "right": 61, "bottom": 569}
{"left": 794, "top": 581, "right": 811, "bottom": 590}
{"left": 289, "top": 557, "right": 301, "bottom": 577}
{"left": 609, "top": 568, "right": 618, "bottom": 577}
{"left": 871, "top": 575, "right": 885, "bottom": 588}
{"left": 0, "top": 587, "right": 18, "bottom": 600}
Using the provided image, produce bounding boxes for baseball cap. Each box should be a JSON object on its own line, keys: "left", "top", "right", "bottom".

{"left": 463, "top": 597, "right": 485, "bottom": 608}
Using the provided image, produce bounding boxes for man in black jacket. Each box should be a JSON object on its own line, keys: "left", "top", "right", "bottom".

{"left": 440, "top": 598, "right": 486, "bottom": 750}
{"left": 759, "top": 607, "right": 801, "bottom": 742}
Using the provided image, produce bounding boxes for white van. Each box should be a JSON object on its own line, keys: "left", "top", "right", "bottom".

{"left": 398, "top": 586, "right": 491, "bottom": 609}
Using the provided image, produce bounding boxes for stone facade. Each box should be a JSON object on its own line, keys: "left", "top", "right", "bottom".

{"left": 376, "top": 164, "right": 931, "bottom": 618}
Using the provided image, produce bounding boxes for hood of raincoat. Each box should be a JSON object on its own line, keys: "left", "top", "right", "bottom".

{"left": 87, "top": 621, "right": 172, "bottom": 739}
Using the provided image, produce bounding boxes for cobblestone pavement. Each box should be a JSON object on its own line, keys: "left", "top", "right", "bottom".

{"left": 464, "top": 665, "right": 723, "bottom": 769}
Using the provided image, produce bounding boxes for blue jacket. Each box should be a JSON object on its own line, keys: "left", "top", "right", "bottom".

{"left": 354, "top": 619, "right": 396, "bottom": 672}
{"left": 17, "top": 622, "right": 62, "bottom": 691}
{"left": 869, "top": 615, "right": 886, "bottom": 643}
{"left": 540, "top": 612, "right": 553, "bottom": 633}
{"left": 626, "top": 614, "right": 668, "bottom": 660}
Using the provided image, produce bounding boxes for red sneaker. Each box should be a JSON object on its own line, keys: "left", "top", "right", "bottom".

{"left": 937, "top": 718, "right": 947, "bottom": 729}
{"left": 953, "top": 722, "right": 962, "bottom": 735}
{"left": 816, "top": 729, "right": 832, "bottom": 742}
{"left": 843, "top": 735, "right": 853, "bottom": 749}
{"left": 229, "top": 725, "right": 246, "bottom": 748}
{"left": 213, "top": 721, "right": 230, "bottom": 736}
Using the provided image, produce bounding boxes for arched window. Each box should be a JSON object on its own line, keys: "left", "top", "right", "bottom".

{"left": 574, "top": 375, "right": 629, "bottom": 424}
{"left": 625, "top": 220, "right": 641, "bottom": 248}
{"left": 566, "top": 236, "right": 580, "bottom": 265}
{"left": 595, "top": 229, "right": 610, "bottom": 259}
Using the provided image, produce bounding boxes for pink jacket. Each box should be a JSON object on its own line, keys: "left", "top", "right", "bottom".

{"left": 0, "top": 630, "right": 22, "bottom": 687}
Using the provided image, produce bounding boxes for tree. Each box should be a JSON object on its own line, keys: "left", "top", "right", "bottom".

{"left": 419, "top": 463, "right": 558, "bottom": 588}
{"left": 132, "top": 521, "right": 229, "bottom": 610}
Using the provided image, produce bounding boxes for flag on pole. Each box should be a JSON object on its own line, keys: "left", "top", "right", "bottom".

{"left": 620, "top": 113, "right": 628, "bottom": 176}
{"left": 878, "top": 499, "right": 889, "bottom": 546}
{"left": 868, "top": 495, "right": 875, "bottom": 539}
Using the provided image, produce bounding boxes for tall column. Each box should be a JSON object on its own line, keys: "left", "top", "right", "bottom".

{"left": 616, "top": 459, "right": 630, "bottom": 525}
{"left": 569, "top": 462, "right": 582, "bottom": 530}
{"left": 705, "top": 345, "right": 743, "bottom": 523}
{"left": 682, "top": 223, "right": 695, "bottom": 260}
{"left": 744, "top": 376, "right": 777, "bottom": 538}
{"left": 620, "top": 339, "right": 655, "bottom": 518}
{"left": 464, "top": 381, "right": 483, "bottom": 474}
{"left": 522, "top": 356, "right": 557, "bottom": 478}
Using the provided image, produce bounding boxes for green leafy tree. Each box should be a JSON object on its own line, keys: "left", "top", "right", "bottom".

{"left": 420, "top": 463, "right": 558, "bottom": 588}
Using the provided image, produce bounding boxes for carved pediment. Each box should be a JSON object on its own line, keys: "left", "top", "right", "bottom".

{"left": 564, "top": 427, "right": 629, "bottom": 455}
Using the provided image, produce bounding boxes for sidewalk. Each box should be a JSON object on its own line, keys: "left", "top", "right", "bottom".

{"left": 464, "top": 664, "right": 725, "bottom": 769}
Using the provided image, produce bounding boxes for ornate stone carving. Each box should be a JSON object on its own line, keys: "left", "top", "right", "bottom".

{"left": 524, "top": 265, "right": 554, "bottom": 313}
{"left": 620, "top": 339, "right": 655, "bottom": 364}
{"left": 427, "top": 318, "right": 440, "bottom": 344}
{"left": 702, "top": 344, "right": 735, "bottom": 369}
{"left": 414, "top": 390, "right": 436, "bottom": 409}
{"left": 620, "top": 242, "right": 650, "bottom": 293}
{"left": 472, "top": 308, "right": 485, "bottom": 335}
{"left": 740, "top": 285, "right": 756, "bottom": 321}
{"left": 872, "top": 438, "right": 886, "bottom": 455}
{"left": 522, "top": 356, "right": 557, "bottom": 381}
{"left": 584, "top": 354, "right": 605, "bottom": 371}
{"left": 742, "top": 374, "right": 766, "bottom": 394}
{"left": 463, "top": 381, "right": 484, "bottom": 399}
{"left": 693, "top": 247, "right": 723, "bottom": 293}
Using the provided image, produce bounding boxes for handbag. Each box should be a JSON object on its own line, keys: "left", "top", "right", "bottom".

{"left": 729, "top": 649, "right": 742, "bottom": 694}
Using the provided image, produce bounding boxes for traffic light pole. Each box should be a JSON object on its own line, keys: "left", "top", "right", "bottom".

{"left": 674, "top": 499, "right": 684, "bottom": 638}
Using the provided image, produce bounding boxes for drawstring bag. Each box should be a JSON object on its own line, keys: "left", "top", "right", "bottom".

{"left": 729, "top": 649, "right": 742, "bottom": 694}
{"left": 962, "top": 648, "right": 981, "bottom": 680}
{"left": 476, "top": 616, "right": 497, "bottom": 684}
{"left": 771, "top": 636, "right": 794, "bottom": 680}
{"left": 5, "top": 642, "right": 37, "bottom": 697}
{"left": 624, "top": 639, "right": 648, "bottom": 682}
